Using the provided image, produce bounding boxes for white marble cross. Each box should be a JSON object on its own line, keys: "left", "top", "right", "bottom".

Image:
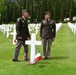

{"left": 25, "top": 33, "right": 41, "bottom": 64}
{"left": 13, "top": 24, "right": 16, "bottom": 45}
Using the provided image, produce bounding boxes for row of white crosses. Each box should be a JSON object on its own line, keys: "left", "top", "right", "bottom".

{"left": 2, "top": 24, "right": 13, "bottom": 35}
{"left": 56, "top": 22, "right": 62, "bottom": 32}
{"left": 28, "top": 22, "right": 62, "bottom": 34}
{"left": 0, "top": 24, "right": 16, "bottom": 45}
{"left": 28, "top": 23, "right": 41, "bottom": 34}
{"left": 0, "top": 25, "right": 3, "bottom": 31}
{"left": 64, "top": 17, "right": 76, "bottom": 21}
{"left": 0, "top": 23, "right": 41, "bottom": 45}
{"left": 68, "top": 22, "right": 76, "bottom": 35}
{"left": 0, "top": 22, "right": 62, "bottom": 45}
{"left": 13, "top": 22, "right": 62, "bottom": 44}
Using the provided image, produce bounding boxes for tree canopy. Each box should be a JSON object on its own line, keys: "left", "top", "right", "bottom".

{"left": 0, "top": 0, "right": 76, "bottom": 23}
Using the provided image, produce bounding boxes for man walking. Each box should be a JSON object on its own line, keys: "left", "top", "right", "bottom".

{"left": 40, "top": 11, "right": 56, "bottom": 60}
{"left": 12, "top": 10, "right": 30, "bottom": 62}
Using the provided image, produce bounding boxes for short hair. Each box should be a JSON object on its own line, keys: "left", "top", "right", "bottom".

{"left": 45, "top": 11, "right": 51, "bottom": 16}
{"left": 22, "top": 10, "right": 29, "bottom": 15}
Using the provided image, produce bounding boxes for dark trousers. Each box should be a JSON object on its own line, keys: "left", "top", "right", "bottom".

{"left": 13, "top": 40, "right": 28, "bottom": 60}
{"left": 42, "top": 39, "right": 53, "bottom": 57}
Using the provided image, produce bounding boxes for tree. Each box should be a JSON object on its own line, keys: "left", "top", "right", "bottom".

{"left": 47, "top": 0, "right": 53, "bottom": 18}
{"left": 0, "top": 0, "right": 76, "bottom": 23}
{"left": 65, "top": 0, "right": 70, "bottom": 18}
{"left": 30, "top": 0, "right": 34, "bottom": 23}
{"left": 61, "top": 2, "right": 65, "bottom": 21}
{"left": 53, "top": 0, "right": 59, "bottom": 21}
{"left": 37, "top": 3, "right": 41, "bottom": 22}
{"left": 40, "top": 0, "right": 48, "bottom": 20}
{"left": 12, "top": 4, "right": 18, "bottom": 22}
{"left": 69, "top": 0, "right": 73, "bottom": 21}
{"left": 23, "top": 0, "right": 26, "bottom": 9}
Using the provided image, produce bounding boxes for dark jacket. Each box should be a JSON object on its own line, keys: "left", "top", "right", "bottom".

{"left": 40, "top": 19, "right": 56, "bottom": 39}
{"left": 16, "top": 18, "right": 30, "bottom": 41}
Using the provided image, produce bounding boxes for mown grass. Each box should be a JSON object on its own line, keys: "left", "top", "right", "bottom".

{"left": 0, "top": 23, "right": 76, "bottom": 75}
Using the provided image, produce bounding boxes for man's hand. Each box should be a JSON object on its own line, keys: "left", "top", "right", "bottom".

{"left": 28, "top": 34, "right": 31, "bottom": 40}
{"left": 40, "top": 37, "right": 42, "bottom": 40}
{"left": 52, "top": 38, "right": 55, "bottom": 41}
{"left": 18, "top": 37, "right": 22, "bottom": 39}
{"left": 28, "top": 37, "right": 31, "bottom": 40}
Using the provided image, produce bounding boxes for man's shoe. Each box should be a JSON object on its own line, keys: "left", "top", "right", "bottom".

{"left": 47, "top": 56, "right": 51, "bottom": 59}
{"left": 43, "top": 56, "right": 47, "bottom": 60}
{"left": 24, "top": 58, "right": 29, "bottom": 61}
{"left": 12, "top": 59, "right": 21, "bottom": 62}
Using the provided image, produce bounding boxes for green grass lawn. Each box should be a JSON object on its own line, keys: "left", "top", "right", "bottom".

{"left": 0, "top": 23, "right": 76, "bottom": 75}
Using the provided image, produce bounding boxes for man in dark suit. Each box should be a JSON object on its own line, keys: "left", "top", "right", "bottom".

{"left": 40, "top": 11, "right": 56, "bottom": 60}
{"left": 12, "top": 10, "right": 30, "bottom": 62}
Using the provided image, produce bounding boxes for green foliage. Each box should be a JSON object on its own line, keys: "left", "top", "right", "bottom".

{"left": 69, "top": 0, "right": 73, "bottom": 21}
{"left": 40, "top": 0, "right": 48, "bottom": 20}
{"left": 37, "top": 0, "right": 76, "bottom": 22}
{"left": 0, "top": 0, "right": 76, "bottom": 23}
{"left": 61, "top": 1, "right": 65, "bottom": 21}
{"left": 53, "top": 0, "right": 59, "bottom": 21}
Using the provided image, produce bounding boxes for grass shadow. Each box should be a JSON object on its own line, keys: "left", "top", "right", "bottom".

{"left": 51, "top": 56, "right": 68, "bottom": 60}
{"left": 37, "top": 61, "right": 50, "bottom": 68}
{"left": 37, "top": 56, "right": 68, "bottom": 64}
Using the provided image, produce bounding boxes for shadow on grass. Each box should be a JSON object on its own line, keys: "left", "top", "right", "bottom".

{"left": 37, "top": 61, "right": 51, "bottom": 68}
{"left": 36, "top": 56, "right": 68, "bottom": 68}
{"left": 37, "top": 56, "right": 68, "bottom": 65}
{"left": 51, "top": 56, "right": 68, "bottom": 60}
